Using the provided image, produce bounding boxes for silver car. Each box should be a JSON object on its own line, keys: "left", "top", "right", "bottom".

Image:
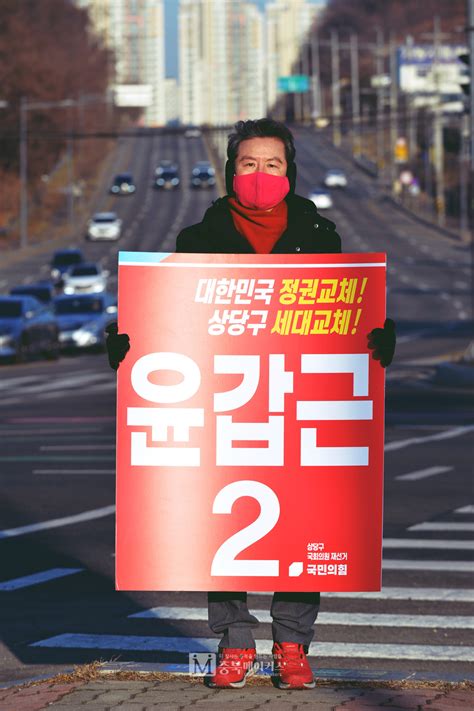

{"left": 62, "top": 263, "right": 109, "bottom": 295}
{"left": 87, "top": 212, "right": 122, "bottom": 241}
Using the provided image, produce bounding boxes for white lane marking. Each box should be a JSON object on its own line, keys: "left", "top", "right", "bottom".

{"left": 128, "top": 607, "right": 474, "bottom": 629}
{"left": 29, "top": 635, "right": 474, "bottom": 661}
{"left": 453, "top": 300, "right": 464, "bottom": 310}
{"left": 454, "top": 281, "right": 468, "bottom": 289}
{"left": 396, "top": 466, "right": 453, "bottom": 481}
{"left": 0, "top": 428, "right": 104, "bottom": 436}
{"left": 383, "top": 538, "right": 473, "bottom": 550}
{"left": 251, "top": 588, "right": 474, "bottom": 602}
{"left": 0, "top": 505, "right": 115, "bottom": 539}
{"left": 0, "top": 375, "right": 42, "bottom": 390}
{"left": 455, "top": 505, "right": 474, "bottom": 514}
{"left": 408, "top": 522, "right": 474, "bottom": 533}
{"left": 0, "top": 279, "right": 7, "bottom": 287}
{"left": 385, "top": 425, "right": 474, "bottom": 452}
{"left": 40, "top": 445, "right": 116, "bottom": 451}
{"left": 0, "top": 568, "right": 83, "bottom": 591}
{"left": 441, "top": 292, "right": 450, "bottom": 301}
{"left": 400, "top": 274, "right": 410, "bottom": 284}
{"left": 34, "top": 470, "right": 115, "bottom": 475}
{"left": 129, "top": 607, "right": 473, "bottom": 630}
{"left": 382, "top": 559, "right": 472, "bottom": 572}
{"left": 18, "top": 373, "right": 108, "bottom": 395}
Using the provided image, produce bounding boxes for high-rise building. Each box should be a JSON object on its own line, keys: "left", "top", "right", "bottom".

{"left": 179, "top": 0, "right": 266, "bottom": 126}
{"left": 76, "top": 0, "right": 166, "bottom": 126}
{"left": 265, "top": 0, "right": 321, "bottom": 111}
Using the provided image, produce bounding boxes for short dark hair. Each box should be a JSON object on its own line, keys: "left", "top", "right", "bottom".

{"left": 227, "top": 118, "right": 296, "bottom": 165}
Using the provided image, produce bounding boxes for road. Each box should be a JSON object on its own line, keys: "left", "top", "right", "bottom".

{"left": 0, "top": 128, "right": 472, "bottom": 684}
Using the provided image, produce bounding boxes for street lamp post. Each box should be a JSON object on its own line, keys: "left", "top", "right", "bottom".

{"left": 19, "top": 97, "right": 75, "bottom": 250}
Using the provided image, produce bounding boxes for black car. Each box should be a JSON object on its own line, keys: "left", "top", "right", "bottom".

{"left": 110, "top": 173, "right": 136, "bottom": 195}
{"left": 190, "top": 161, "right": 216, "bottom": 189}
{"left": 50, "top": 248, "right": 84, "bottom": 284}
{"left": 154, "top": 161, "right": 180, "bottom": 190}
{"left": 10, "top": 280, "right": 58, "bottom": 304}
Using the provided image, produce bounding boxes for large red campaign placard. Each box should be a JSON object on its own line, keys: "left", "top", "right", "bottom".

{"left": 116, "top": 251, "right": 386, "bottom": 592}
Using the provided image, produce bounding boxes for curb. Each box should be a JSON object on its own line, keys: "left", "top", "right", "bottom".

{"left": 99, "top": 662, "right": 474, "bottom": 684}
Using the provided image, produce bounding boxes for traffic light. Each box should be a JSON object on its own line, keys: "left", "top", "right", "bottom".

{"left": 458, "top": 52, "right": 470, "bottom": 96}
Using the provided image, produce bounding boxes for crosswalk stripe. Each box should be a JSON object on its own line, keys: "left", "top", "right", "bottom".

{"left": 382, "top": 559, "right": 472, "bottom": 572}
{"left": 0, "top": 505, "right": 115, "bottom": 539}
{"left": 34, "top": 470, "right": 115, "bottom": 475}
{"left": 0, "top": 568, "right": 83, "bottom": 591}
{"left": 19, "top": 373, "right": 108, "bottom": 395}
{"left": 408, "top": 522, "right": 474, "bottom": 532}
{"left": 455, "top": 505, "right": 474, "bottom": 514}
{"left": 30, "top": 634, "right": 474, "bottom": 662}
{"left": 40, "top": 445, "right": 116, "bottom": 451}
{"left": 251, "top": 588, "right": 474, "bottom": 602}
{"left": 385, "top": 425, "right": 474, "bottom": 452}
{"left": 396, "top": 466, "right": 453, "bottom": 481}
{"left": 383, "top": 538, "right": 474, "bottom": 550}
{"left": 128, "top": 607, "right": 473, "bottom": 629}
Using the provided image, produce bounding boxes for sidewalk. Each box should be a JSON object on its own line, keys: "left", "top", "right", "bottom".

{"left": 0, "top": 672, "right": 472, "bottom": 711}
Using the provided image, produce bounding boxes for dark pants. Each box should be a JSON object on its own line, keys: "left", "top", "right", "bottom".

{"left": 208, "top": 591, "right": 321, "bottom": 649}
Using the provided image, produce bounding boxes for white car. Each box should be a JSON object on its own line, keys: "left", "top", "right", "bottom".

{"left": 324, "top": 169, "right": 348, "bottom": 188}
{"left": 63, "top": 263, "right": 109, "bottom": 295}
{"left": 308, "top": 189, "right": 333, "bottom": 210}
{"left": 87, "top": 212, "right": 122, "bottom": 241}
{"left": 184, "top": 127, "right": 202, "bottom": 138}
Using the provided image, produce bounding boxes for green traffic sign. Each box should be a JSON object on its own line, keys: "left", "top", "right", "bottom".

{"left": 277, "top": 75, "right": 310, "bottom": 93}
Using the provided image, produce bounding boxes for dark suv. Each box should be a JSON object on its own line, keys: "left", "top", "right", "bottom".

{"left": 110, "top": 173, "right": 136, "bottom": 195}
{"left": 190, "top": 161, "right": 216, "bottom": 189}
{"left": 154, "top": 161, "right": 180, "bottom": 190}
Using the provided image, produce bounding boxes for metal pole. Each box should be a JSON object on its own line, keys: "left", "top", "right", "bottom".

{"left": 301, "top": 41, "right": 310, "bottom": 122}
{"left": 350, "top": 33, "right": 361, "bottom": 156}
{"left": 19, "top": 97, "right": 28, "bottom": 249}
{"left": 311, "top": 31, "right": 321, "bottom": 120}
{"left": 460, "top": 112, "right": 470, "bottom": 239}
{"left": 331, "top": 29, "right": 341, "bottom": 147}
{"left": 469, "top": 0, "right": 474, "bottom": 172}
{"left": 375, "top": 28, "right": 385, "bottom": 179}
{"left": 432, "top": 16, "right": 446, "bottom": 226}
{"left": 389, "top": 35, "right": 398, "bottom": 194}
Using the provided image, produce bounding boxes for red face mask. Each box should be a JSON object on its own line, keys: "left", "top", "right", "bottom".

{"left": 233, "top": 171, "right": 290, "bottom": 210}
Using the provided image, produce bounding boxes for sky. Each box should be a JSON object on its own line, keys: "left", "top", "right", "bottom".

{"left": 164, "top": 0, "right": 325, "bottom": 78}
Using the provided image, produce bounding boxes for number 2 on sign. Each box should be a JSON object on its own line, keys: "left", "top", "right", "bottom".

{"left": 211, "top": 481, "right": 280, "bottom": 577}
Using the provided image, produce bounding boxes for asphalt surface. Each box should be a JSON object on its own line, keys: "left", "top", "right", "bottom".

{"left": 0, "top": 129, "right": 473, "bottom": 686}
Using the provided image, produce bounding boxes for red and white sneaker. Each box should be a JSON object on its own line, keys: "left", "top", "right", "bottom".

{"left": 272, "top": 642, "right": 316, "bottom": 689}
{"left": 208, "top": 647, "right": 257, "bottom": 688}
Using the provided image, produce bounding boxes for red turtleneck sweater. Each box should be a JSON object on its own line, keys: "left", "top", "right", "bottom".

{"left": 228, "top": 197, "right": 288, "bottom": 254}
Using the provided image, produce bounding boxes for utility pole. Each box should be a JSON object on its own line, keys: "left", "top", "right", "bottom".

{"left": 311, "top": 31, "right": 322, "bottom": 120}
{"left": 460, "top": 112, "right": 470, "bottom": 240}
{"left": 375, "top": 28, "right": 385, "bottom": 180}
{"left": 18, "top": 98, "right": 75, "bottom": 249}
{"left": 468, "top": 0, "right": 474, "bottom": 172}
{"left": 301, "top": 40, "right": 311, "bottom": 122}
{"left": 350, "top": 33, "right": 361, "bottom": 156}
{"left": 19, "top": 97, "right": 28, "bottom": 250}
{"left": 389, "top": 34, "right": 399, "bottom": 193}
{"left": 331, "top": 29, "right": 341, "bottom": 146}
{"left": 432, "top": 16, "right": 446, "bottom": 226}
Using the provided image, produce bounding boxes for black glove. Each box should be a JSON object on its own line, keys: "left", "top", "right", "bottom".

{"left": 105, "top": 321, "right": 130, "bottom": 371}
{"left": 367, "top": 318, "right": 396, "bottom": 368}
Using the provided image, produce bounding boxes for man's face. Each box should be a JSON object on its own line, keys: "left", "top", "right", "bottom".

{"left": 234, "top": 137, "right": 288, "bottom": 177}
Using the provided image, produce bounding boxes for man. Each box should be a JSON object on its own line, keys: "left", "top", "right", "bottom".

{"left": 106, "top": 118, "right": 395, "bottom": 690}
